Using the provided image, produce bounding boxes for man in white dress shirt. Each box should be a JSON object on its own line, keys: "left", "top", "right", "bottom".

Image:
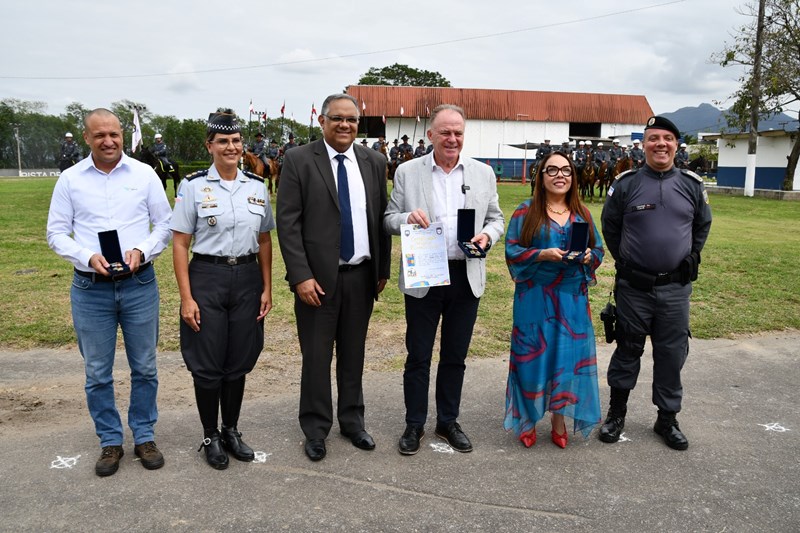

{"left": 46, "top": 108, "right": 172, "bottom": 477}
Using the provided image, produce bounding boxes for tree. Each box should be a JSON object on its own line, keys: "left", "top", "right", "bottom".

{"left": 714, "top": 0, "right": 800, "bottom": 190}
{"left": 357, "top": 63, "right": 451, "bottom": 87}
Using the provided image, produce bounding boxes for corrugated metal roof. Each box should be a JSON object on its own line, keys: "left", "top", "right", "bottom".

{"left": 346, "top": 85, "right": 653, "bottom": 124}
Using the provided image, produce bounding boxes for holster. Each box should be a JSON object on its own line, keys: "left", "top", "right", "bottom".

{"left": 679, "top": 251, "right": 701, "bottom": 284}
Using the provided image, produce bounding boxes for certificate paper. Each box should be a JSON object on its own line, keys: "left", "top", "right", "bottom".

{"left": 400, "top": 222, "right": 451, "bottom": 288}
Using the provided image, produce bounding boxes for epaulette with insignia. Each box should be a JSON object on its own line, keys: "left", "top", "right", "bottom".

{"left": 185, "top": 169, "right": 209, "bottom": 181}
{"left": 614, "top": 169, "right": 636, "bottom": 181}
{"left": 680, "top": 169, "right": 704, "bottom": 183}
{"left": 242, "top": 170, "right": 264, "bottom": 183}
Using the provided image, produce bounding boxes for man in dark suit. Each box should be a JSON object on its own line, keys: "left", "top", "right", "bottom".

{"left": 384, "top": 104, "right": 505, "bottom": 455}
{"left": 277, "top": 93, "right": 391, "bottom": 462}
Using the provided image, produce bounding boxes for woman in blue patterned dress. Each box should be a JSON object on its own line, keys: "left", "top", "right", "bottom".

{"left": 504, "top": 151, "right": 604, "bottom": 448}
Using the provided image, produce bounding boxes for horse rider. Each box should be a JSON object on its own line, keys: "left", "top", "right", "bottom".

{"left": 283, "top": 133, "right": 297, "bottom": 154}
{"left": 559, "top": 140, "right": 571, "bottom": 156}
{"left": 608, "top": 139, "right": 623, "bottom": 170}
{"left": 675, "top": 143, "right": 690, "bottom": 168}
{"left": 251, "top": 132, "right": 269, "bottom": 168}
{"left": 574, "top": 140, "right": 588, "bottom": 176}
{"left": 621, "top": 144, "right": 629, "bottom": 160}
{"left": 361, "top": 139, "right": 370, "bottom": 147}
{"left": 536, "top": 139, "right": 553, "bottom": 166}
{"left": 267, "top": 139, "right": 279, "bottom": 160}
{"left": 398, "top": 135, "right": 413, "bottom": 158}
{"left": 593, "top": 142, "right": 608, "bottom": 173}
{"left": 389, "top": 139, "right": 400, "bottom": 165}
{"left": 59, "top": 132, "right": 81, "bottom": 172}
{"left": 630, "top": 139, "right": 645, "bottom": 169}
{"left": 372, "top": 135, "right": 386, "bottom": 152}
{"left": 414, "top": 139, "right": 427, "bottom": 158}
{"left": 152, "top": 134, "right": 176, "bottom": 173}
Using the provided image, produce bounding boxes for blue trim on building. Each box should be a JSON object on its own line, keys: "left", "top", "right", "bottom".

{"left": 717, "top": 166, "right": 785, "bottom": 190}
{"left": 473, "top": 157, "right": 533, "bottom": 179}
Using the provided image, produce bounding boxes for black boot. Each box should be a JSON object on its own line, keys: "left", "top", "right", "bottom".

{"left": 198, "top": 429, "right": 229, "bottom": 470}
{"left": 220, "top": 377, "right": 254, "bottom": 461}
{"left": 599, "top": 387, "right": 629, "bottom": 443}
{"left": 654, "top": 410, "right": 689, "bottom": 451}
{"left": 194, "top": 384, "right": 228, "bottom": 469}
{"left": 221, "top": 426, "right": 255, "bottom": 462}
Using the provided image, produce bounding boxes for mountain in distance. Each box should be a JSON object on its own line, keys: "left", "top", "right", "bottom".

{"left": 662, "top": 103, "right": 798, "bottom": 138}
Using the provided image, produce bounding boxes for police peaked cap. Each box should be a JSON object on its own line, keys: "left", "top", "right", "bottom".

{"left": 644, "top": 115, "right": 680, "bottom": 139}
{"left": 207, "top": 112, "right": 240, "bottom": 134}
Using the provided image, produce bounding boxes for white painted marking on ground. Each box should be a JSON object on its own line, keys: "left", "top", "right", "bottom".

{"left": 758, "top": 422, "right": 790, "bottom": 432}
{"left": 50, "top": 455, "right": 81, "bottom": 469}
{"left": 253, "top": 451, "right": 271, "bottom": 463}
{"left": 430, "top": 442, "right": 455, "bottom": 454}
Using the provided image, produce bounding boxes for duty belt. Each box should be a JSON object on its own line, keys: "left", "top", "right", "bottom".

{"left": 616, "top": 262, "right": 682, "bottom": 287}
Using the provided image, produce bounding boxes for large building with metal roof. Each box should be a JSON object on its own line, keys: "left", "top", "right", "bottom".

{"left": 346, "top": 85, "right": 654, "bottom": 177}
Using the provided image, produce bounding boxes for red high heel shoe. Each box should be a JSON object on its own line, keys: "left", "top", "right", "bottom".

{"left": 519, "top": 428, "right": 537, "bottom": 448}
{"left": 551, "top": 427, "right": 568, "bottom": 449}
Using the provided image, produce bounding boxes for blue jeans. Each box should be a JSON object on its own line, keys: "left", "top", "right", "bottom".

{"left": 70, "top": 267, "right": 160, "bottom": 447}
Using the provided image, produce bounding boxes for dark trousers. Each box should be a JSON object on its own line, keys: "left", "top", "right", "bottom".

{"left": 180, "top": 260, "right": 264, "bottom": 388}
{"left": 403, "top": 261, "right": 480, "bottom": 427}
{"left": 607, "top": 278, "right": 692, "bottom": 412}
{"left": 296, "top": 264, "right": 374, "bottom": 440}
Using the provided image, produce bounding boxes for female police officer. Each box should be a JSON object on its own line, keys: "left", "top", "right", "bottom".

{"left": 171, "top": 110, "right": 274, "bottom": 469}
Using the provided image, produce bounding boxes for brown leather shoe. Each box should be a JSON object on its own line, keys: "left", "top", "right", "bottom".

{"left": 95, "top": 445, "right": 124, "bottom": 477}
{"left": 134, "top": 441, "right": 165, "bottom": 470}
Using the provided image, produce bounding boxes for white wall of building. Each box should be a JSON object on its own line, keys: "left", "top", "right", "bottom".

{"left": 716, "top": 134, "right": 800, "bottom": 190}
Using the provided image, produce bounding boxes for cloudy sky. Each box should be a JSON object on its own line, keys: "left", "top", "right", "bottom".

{"left": 2, "top": 0, "right": 753, "bottom": 121}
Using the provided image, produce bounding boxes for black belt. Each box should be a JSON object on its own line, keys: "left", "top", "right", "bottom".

{"left": 338, "top": 260, "right": 369, "bottom": 272}
{"left": 193, "top": 253, "right": 257, "bottom": 266}
{"left": 74, "top": 261, "right": 151, "bottom": 282}
{"left": 616, "top": 262, "right": 682, "bottom": 287}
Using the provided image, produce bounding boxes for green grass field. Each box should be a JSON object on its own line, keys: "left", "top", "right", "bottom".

{"left": 1, "top": 178, "right": 798, "bottom": 353}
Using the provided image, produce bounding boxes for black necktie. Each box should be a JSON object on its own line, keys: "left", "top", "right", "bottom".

{"left": 335, "top": 154, "right": 354, "bottom": 262}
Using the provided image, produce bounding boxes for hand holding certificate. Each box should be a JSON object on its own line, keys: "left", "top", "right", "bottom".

{"left": 400, "top": 222, "right": 450, "bottom": 288}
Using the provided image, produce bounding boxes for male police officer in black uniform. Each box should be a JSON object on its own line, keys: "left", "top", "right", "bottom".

{"left": 600, "top": 115, "right": 712, "bottom": 451}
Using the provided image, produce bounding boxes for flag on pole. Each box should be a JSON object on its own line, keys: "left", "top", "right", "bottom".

{"left": 249, "top": 99, "right": 254, "bottom": 114}
{"left": 362, "top": 100, "right": 366, "bottom": 112}
{"left": 382, "top": 115, "right": 386, "bottom": 124}
{"left": 426, "top": 105, "right": 430, "bottom": 116}
{"left": 400, "top": 106, "right": 404, "bottom": 116}
{"left": 311, "top": 103, "right": 317, "bottom": 121}
{"left": 131, "top": 107, "right": 142, "bottom": 153}
{"left": 280, "top": 101, "right": 286, "bottom": 116}
{"left": 416, "top": 115, "right": 420, "bottom": 123}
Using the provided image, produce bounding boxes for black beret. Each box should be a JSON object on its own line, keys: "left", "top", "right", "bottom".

{"left": 207, "top": 112, "right": 240, "bottom": 134}
{"left": 644, "top": 116, "right": 680, "bottom": 139}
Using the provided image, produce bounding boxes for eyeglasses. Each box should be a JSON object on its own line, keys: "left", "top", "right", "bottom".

{"left": 323, "top": 115, "right": 359, "bottom": 125}
{"left": 544, "top": 165, "right": 572, "bottom": 177}
{"left": 211, "top": 138, "right": 243, "bottom": 147}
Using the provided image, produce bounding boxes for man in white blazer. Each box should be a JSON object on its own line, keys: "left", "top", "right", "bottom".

{"left": 384, "top": 104, "right": 505, "bottom": 455}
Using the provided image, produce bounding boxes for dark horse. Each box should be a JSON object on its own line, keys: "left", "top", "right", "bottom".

{"left": 687, "top": 156, "right": 708, "bottom": 174}
{"left": 579, "top": 164, "right": 596, "bottom": 201}
{"left": 139, "top": 146, "right": 180, "bottom": 196}
{"left": 243, "top": 151, "right": 279, "bottom": 194}
{"left": 388, "top": 150, "right": 413, "bottom": 181}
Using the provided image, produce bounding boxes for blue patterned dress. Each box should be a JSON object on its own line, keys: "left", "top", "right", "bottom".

{"left": 504, "top": 199, "right": 604, "bottom": 438}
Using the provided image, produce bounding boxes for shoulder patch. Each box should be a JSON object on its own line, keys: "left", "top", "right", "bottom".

{"left": 242, "top": 170, "right": 264, "bottom": 183}
{"left": 614, "top": 169, "right": 636, "bottom": 181}
{"left": 680, "top": 169, "right": 704, "bottom": 183}
{"left": 185, "top": 169, "right": 209, "bottom": 181}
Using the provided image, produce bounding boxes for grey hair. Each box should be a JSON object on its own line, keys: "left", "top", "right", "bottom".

{"left": 321, "top": 94, "right": 359, "bottom": 117}
{"left": 430, "top": 104, "right": 465, "bottom": 124}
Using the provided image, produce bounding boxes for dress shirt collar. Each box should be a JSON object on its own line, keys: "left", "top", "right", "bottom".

{"left": 431, "top": 153, "right": 465, "bottom": 174}
{"left": 323, "top": 139, "right": 356, "bottom": 162}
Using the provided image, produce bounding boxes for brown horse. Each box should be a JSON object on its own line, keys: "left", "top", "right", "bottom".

{"left": 243, "top": 151, "right": 279, "bottom": 194}
{"left": 579, "top": 164, "right": 596, "bottom": 201}
{"left": 594, "top": 161, "right": 610, "bottom": 198}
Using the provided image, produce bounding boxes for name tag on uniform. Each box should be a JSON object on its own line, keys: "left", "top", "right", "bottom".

{"left": 201, "top": 203, "right": 218, "bottom": 209}
{"left": 630, "top": 203, "right": 656, "bottom": 212}
{"left": 248, "top": 196, "right": 266, "bottom": 206}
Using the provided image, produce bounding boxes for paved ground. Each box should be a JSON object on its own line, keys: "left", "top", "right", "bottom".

{"left": 0, "top": 333, "right": 798, "bottom": 532}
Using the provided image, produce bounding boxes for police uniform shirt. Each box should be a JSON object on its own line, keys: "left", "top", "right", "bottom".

{"left": 252, "top": 139, "right": 266, "bottom": 156}
{"left": 630, "top": 147, "right": 645, "bottom": 161}
{"left": 323, "top": 141, "right": 371, "bottom": 265}
{"left": 676, "top": 149, "right": 689, "bottom": 164}
{"left": 171, "top": 166, "right": 275, "bottom": 257}
{"left": 602, "top": 165, "right": 712, "bottom": 273}
{"left": 153, "top": 142, "right": 168, "bottom": 157}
